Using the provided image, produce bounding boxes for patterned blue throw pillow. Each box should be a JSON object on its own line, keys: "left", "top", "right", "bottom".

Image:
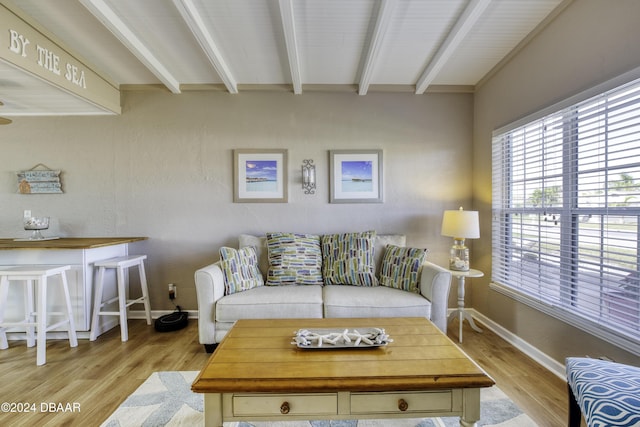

{"left": 266, "top": 232, "right": 323, "bottom": 285}
{"left": 379, "top": 244, "right": 428, "bottom": 293}
{"left": 321, "top": 230, "right": 378, "bottom": 286}
{"left": 219, "top": 246, "right": 264, "bottom": 295}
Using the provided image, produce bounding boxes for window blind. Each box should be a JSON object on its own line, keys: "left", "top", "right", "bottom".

{"left": 492, "top": 77, "right": 640, "bottom": 353}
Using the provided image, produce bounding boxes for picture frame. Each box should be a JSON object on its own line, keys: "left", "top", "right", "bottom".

{"left": 233, "top": 149, "right": 288, "bottom": 203}
{"left": 329, "top": 149, "right": 383, "bottom": 203}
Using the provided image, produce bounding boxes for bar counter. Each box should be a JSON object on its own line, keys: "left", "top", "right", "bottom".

{"left": 0, "top": 237, "right": 147, "bottom": 336}
{"left": 0, "top": 237, "right": 147, "bottom": 250}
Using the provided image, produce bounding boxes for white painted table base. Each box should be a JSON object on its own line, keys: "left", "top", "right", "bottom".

{"left": 447, "top": 268, "right": 484, "bottom": 343}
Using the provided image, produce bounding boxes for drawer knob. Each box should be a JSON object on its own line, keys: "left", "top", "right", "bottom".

{"left": 398, "top": 398, "right": 409, "bottom": 412}
{"left": 280, "top": 401, "right": 290, "bottom": 414}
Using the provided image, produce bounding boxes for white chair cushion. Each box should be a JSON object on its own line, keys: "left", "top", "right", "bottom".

{"left": 323, "top": 285, "right": 431, "bottom": 318}
{"left": 216, "top": 284, "right": 323, "bottom": 322}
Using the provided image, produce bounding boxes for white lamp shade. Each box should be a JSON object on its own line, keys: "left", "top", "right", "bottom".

{"left": 441, "top": 208, "right": 480, "bottom": 239}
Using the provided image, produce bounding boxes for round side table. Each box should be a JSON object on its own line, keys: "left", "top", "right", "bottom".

{"left": 447, "top": 268, "right": 484, "bottom": 343}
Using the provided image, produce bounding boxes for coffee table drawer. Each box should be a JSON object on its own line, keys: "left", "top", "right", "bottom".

{"left": 351, "top": 391, "right": 452, "bottom": 414}
{"left": 232, "top": 393, "right": 337, "bottom": 417}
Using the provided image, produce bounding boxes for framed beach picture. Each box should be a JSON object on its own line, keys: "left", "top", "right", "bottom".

{"left": 329, "top": 149, "right": 383, "bottom": 203}
{"left": 233, "top": 149, "right": 288, "bottom": 203}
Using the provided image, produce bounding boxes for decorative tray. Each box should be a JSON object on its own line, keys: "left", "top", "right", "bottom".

{"left": 292, "top": 327, "right": 392, "bottom": 349}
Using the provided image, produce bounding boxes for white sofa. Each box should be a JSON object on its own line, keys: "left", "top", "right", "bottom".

{"left": 195, "top": 233, "right": 452, "bottom": 352}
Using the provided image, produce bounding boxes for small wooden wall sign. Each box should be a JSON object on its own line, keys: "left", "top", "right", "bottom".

{"left": 17, "top": 163, "right": 63, "bottom": 194}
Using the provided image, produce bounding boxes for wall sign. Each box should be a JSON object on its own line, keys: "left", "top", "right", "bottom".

{"left": 9, "top": 29, "right": 86, "bottom": 89}
{"left": 1, "top": 3, "right": 121, "bottom": 114}
{"left": 17, "top": 164, "right": 63, "bottom": 194}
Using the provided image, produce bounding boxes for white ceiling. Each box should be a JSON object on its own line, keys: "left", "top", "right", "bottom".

{"left": 1, "top": 0, "right": 566, "bottom": 117}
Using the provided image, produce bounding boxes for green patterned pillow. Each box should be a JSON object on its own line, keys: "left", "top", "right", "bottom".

{"left": 266, "top": 232, "right": 323, "bottom": 285}
{"left": 379, "top": 244, "right": 428, "bottom": 293}
{"left": 322, "top": 230, "right": 378, "bottom": 286}
{"left": 219, "top": 246, "right": 264, "bottom": 295}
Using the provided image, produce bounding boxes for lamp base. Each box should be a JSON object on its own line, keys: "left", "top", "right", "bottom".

{"left": 449, "top": 238, "right": 469, "bottom": 271}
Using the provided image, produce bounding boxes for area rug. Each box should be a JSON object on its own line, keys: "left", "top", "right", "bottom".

{"left": 100, "top": 371, "right": 538, "bottom": 427}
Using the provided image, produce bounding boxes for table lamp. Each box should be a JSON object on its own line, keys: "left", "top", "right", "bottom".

{"left": 441, "top": 207, "right": 480, "bottom": 271}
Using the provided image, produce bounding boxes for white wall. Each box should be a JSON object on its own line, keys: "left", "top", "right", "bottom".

{"left": 473, "top": 0, "right": 640, "bottom": 365}
{"left": 1, "top": 90, "right": 473, "bottom": 311}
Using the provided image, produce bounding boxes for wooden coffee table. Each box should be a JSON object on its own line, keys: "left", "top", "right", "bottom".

{"left": 192, "top": 317, "right": 494, "bottom": 427}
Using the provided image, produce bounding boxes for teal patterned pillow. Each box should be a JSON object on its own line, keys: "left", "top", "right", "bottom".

{"left": 219, "top": 246, "right": 264, "bottom": 295}
{"left": 379, "top": 244, "right": 428, "bottom": 293}
{"left": 322, "top": 231, "right": 378, "bottom": 286}
{"left": 266, "top": 232, "right": 323, "bottom": 285}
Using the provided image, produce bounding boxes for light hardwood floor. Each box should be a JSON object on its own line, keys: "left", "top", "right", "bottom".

{"left": 0, "top": 319, "right": 571, "bottom": 426}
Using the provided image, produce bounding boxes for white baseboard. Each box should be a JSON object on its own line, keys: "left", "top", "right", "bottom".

{"left": 459, "top": 308, "right": 566, "bottom": 380}
{"left": 128, "top": 309, "right": 199, "bottom": 320}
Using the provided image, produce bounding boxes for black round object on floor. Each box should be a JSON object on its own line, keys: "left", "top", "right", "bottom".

{"left": 155, "top": 307, "right": 188, "bottom": 332}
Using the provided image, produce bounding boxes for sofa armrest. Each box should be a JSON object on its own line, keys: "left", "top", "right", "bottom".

{"left": 419, "top": 261, "right": 452, "bottom": 333}
{"left": 194, "top": 261, "right": 226, "bottom": 345}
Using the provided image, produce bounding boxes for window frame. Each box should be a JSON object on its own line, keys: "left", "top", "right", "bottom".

{"left": 491, "top": 67, "right": 640, "bottom": 356}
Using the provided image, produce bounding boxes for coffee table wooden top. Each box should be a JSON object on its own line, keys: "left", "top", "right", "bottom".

{"left": 192, "top": 317, "right": 494, "bottom": 394}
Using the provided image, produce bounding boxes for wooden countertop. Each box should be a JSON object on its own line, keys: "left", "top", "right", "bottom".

{"left": 0, "top": 237, "right": 147, "bottom": 250}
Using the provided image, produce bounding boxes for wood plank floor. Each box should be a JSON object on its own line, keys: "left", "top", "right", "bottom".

{"left": 452, "top": 320, "right": 570, "bottom": 427}
{"left": 0, "top": 319, "right": 572, "bottom": 426}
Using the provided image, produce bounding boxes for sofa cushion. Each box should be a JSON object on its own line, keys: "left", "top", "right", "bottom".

{"left": 216, "top": 285, "right": 324, "bottom": 321}
{"left": 322, "top": 230, "right": 378, "bottom": 286}
{"left": 374, "top": 234, "right": 406, "bottom": 275}
{"left": 266, "top": 232, "right": 323, "bottom": 285}
{"left": 239, "top": 234, "right": 268, "bottom": 279}
{"left": 323, "top": 285, "right": 431, "bottom": 318}
{"left": 379, "top": 244, "right": 428, "bottom": 293}
{"left": 218, "top": 246, "right": 264, "bottom": 295}
{"left": 240, "top": 233, "right": 405, "bottom": 280}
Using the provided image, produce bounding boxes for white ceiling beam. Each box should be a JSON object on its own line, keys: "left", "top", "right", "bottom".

{"left": 279, "top": 0, "right": 302, "bottom": 95}
{"left": 173, "top": 0, "right": 238, "bottom": 94}
{"left": 415, "top": 0, "right": 492, "bottom": 94}
{"left": 359, "top": 0, "right": 397, "bottom": 96}
{"left": 80, "top": 0, "right": 181, "bottom": 93}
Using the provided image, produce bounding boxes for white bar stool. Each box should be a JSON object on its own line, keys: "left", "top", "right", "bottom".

{"left": 0, "top": 265, "right": 78, "bottom": 366}
{"left": 90, "top": 255, "right": 152, "bottom": 342}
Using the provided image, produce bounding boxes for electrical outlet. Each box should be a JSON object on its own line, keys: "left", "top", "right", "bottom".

{"left": 24, "top": 210, "right": 31, "bottom": 218}
{"left": 168, "top": 283, "right": 176, "bottom": 300}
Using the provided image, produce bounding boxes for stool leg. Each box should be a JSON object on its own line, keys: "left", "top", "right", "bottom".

{"left": 36, "top": 276, "right": 47, "bottom": 366}
{"left": 24, "top": 279, "right": 35, "bottom": 347}
{"left": 568, "top": 383, "right": 582, "bottom": 427}
{"left": 0, "top": 277, "right": 9, "bottom": 349}
{"left": 60, "top": 271, "right": 78, "bottom": 348}
{"left": 116, "top": 267, "right": 129, "bottom": 342}
{"left": 138, "top": 262, "right": 152, "bottom": 325}
{"left": 90, "top": 266, "right": 106, "bottom": 341}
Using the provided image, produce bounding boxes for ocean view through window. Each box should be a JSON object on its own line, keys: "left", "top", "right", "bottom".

{"left": 492, "top": 71, "right": 640, "bottom": 354}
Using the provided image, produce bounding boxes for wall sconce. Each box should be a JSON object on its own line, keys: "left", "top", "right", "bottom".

{"left": 302, "top": 159, "right": 316, "bottom": 194}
